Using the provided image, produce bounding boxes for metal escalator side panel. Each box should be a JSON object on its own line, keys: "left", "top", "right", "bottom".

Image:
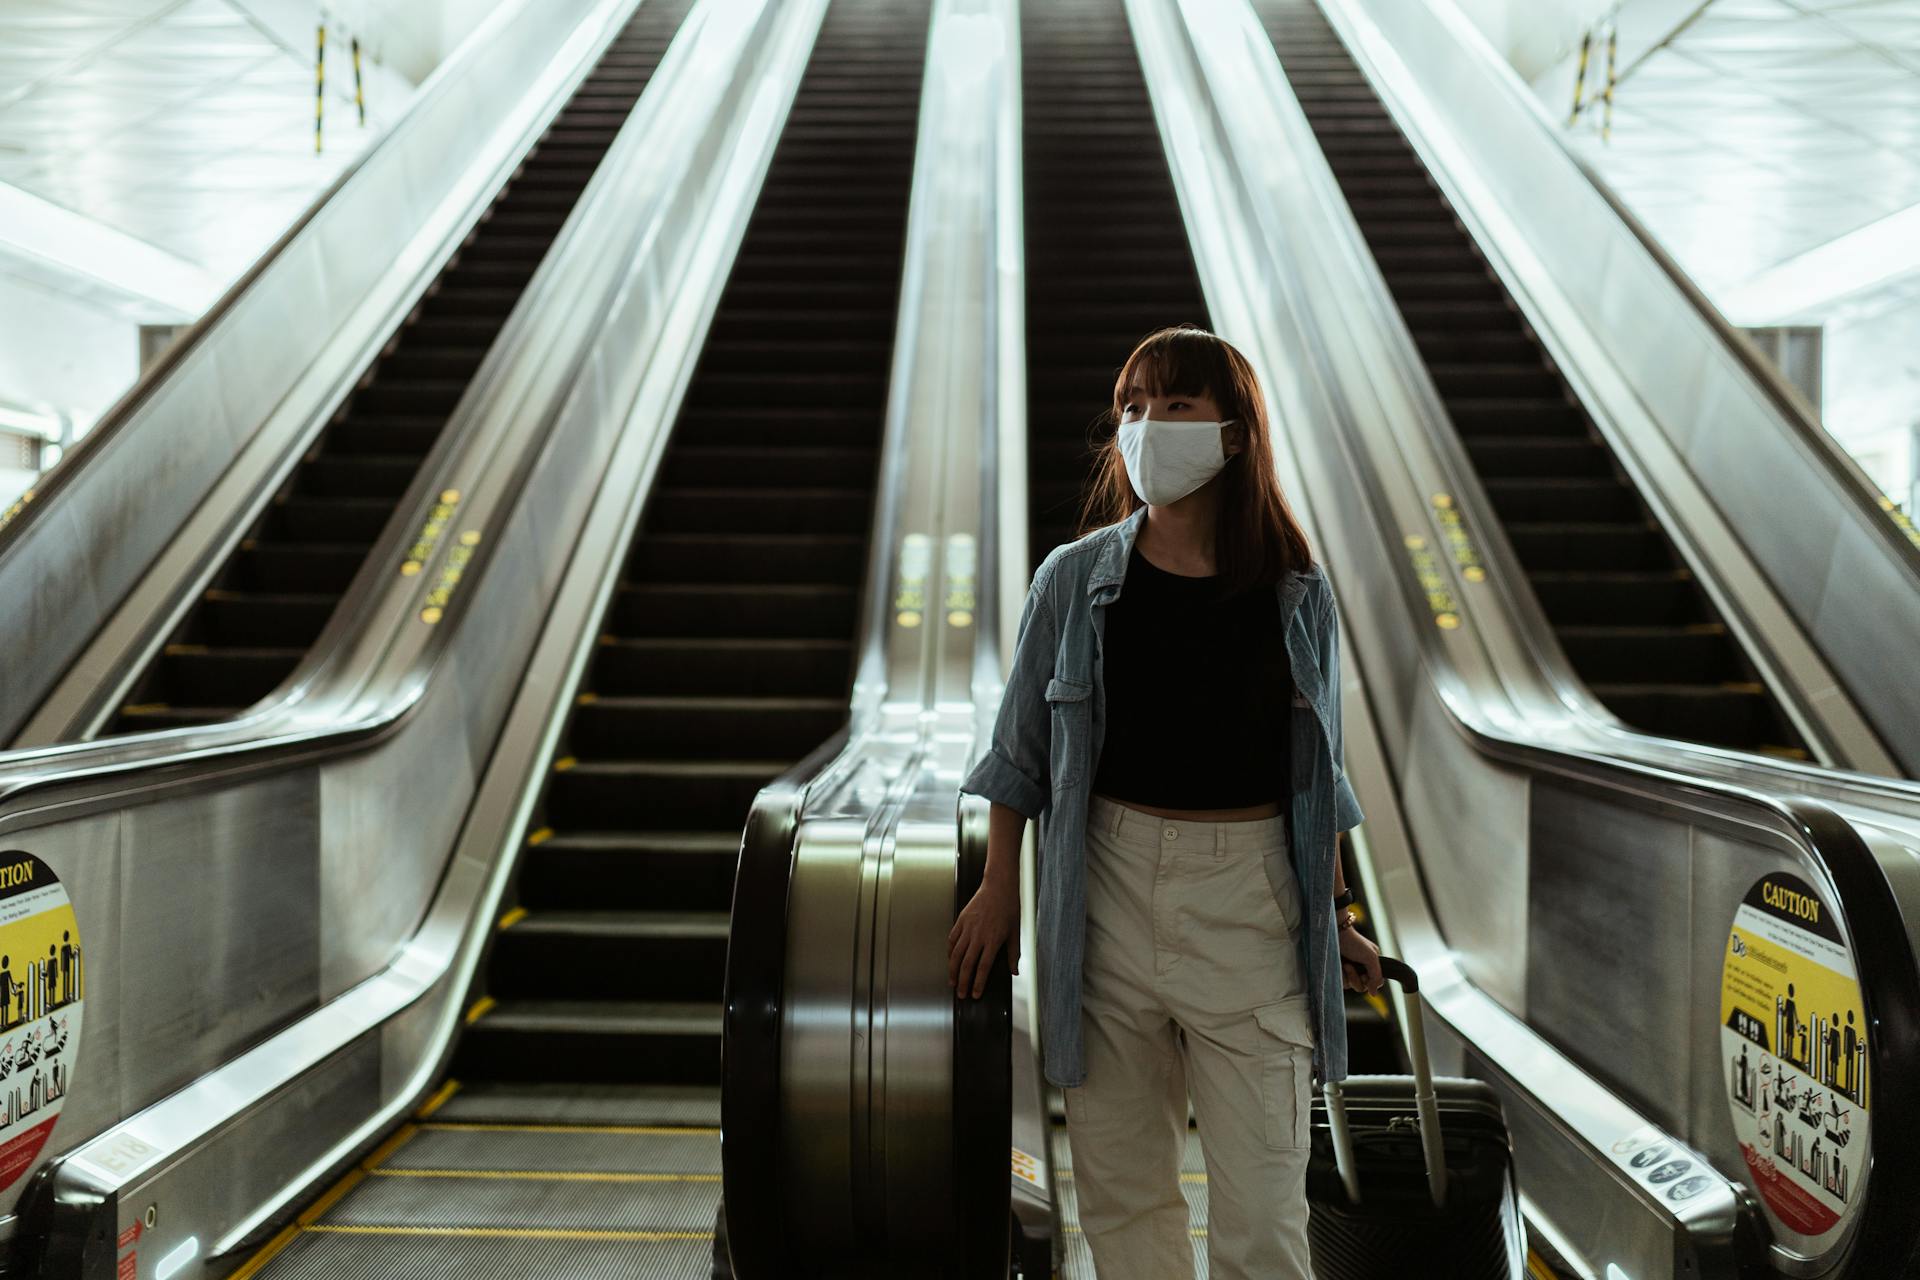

{"left": 10, "top": 0, "right": 823, "bottom": 1270}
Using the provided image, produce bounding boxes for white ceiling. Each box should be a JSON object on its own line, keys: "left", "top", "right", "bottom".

{"left": 0, "top": 0, "right": 416, "bottom": 299}
{"left": 1534, "top": 0, "right": 1920, "bottom": 497}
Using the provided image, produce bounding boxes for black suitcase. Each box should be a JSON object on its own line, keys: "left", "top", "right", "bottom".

{"left": 1305, "top": 957, "right": 1526, "bottom": 1278}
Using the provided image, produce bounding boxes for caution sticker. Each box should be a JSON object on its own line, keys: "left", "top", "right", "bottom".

{"left": 1721, "top": 872, "right": 1866, "bottom": 1244}
{"left": 1011, "top": 1145, "right": 1040, "bottom": 1187}
{"left": 0, "top": 851, "right": 84, "bottom": 1193}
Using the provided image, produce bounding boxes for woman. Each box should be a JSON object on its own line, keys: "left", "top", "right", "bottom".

{"left": 950, "top": 326, "right": 1383, "bottom": 1279}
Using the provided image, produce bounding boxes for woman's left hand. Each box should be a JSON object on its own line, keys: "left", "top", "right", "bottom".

{"left": 1338, "top": 919, "right": 1384, "bottom": 994}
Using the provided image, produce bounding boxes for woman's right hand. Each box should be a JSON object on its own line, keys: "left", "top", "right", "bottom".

{"left": 947, "top": 869, "right": 1022, "bottom": 1000}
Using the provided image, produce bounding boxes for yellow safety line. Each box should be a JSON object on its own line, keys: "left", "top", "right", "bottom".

{"left": 421, "top": 1121, "right": 720, "bottom": 1137}
{"left": 226, "top": 1224, "right": 300, "bottom": 1280}
{"left": 296, "top": 1168, "right": 364, "bottom": 1225}
{"left": 553, "top": 756, "right": 577, "bottom": 772}
{"left": 371, "top": 1168, "right": 722, "bottom": 1184}
{"left": 304, "top": 1225, "right": 713, "bottom": 1242}
{"left": 527, "top": 827, "right": 554, "bottom": 846}
{"left": 497, "top": 906, "right": 527, "bottom": 930}
{"left": 464, "top": 996, "right": 496, "bottom": 1025}
{"left": 1526, "top": 1248, "right": 1561, "bottom": 1279}
{"left": 577, "top": 692, "right": 599, "bottom": 705}
{"left": 364, "top": 1124, "right": 420, "bottom": 1171}
{"left": 230, "top": 1124, "right": 422, "bottom": 1275}
{"left": 415, "top": 1080, "right": 461, "bottom": 1120}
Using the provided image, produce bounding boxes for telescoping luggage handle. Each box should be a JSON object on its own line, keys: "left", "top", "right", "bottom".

{"left": 1323, "top": 956, "right": 1448, "bottom": 1210}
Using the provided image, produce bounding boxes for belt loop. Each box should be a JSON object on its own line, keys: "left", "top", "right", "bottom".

{"left": 1107, "top": 799, "right": 1124, "bottom": 838}
{"left": 1214, "top": 823, "right": 1226, "bottom": 860}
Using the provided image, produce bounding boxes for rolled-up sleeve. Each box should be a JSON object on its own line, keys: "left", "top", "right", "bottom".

{"left": 959, "top": 559, "right": 1058, "bottom": 820}
{"left": 1318, "top": 583, "right": 1366, "bottom": 833}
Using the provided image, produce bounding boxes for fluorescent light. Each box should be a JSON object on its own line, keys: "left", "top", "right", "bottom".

{"left": 0, "top": 181, "right": 218, "bottom": 319}
{"left": 155, "top": 1237, "right": 200, "bottom": 1280}
{"left": 1718, "top": 202, "right": 1920, "bottom": 324}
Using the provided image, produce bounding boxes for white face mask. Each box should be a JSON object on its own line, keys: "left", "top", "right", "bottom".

{"left": 1117, "top": 416, "right": 1234, "bottom": 507}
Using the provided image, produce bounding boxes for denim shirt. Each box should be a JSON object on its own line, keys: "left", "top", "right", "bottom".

{"left": 960, "top": 505, "right": 1366, "bottom": 1088}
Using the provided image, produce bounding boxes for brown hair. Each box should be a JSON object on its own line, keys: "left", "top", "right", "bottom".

{"left": 1076, "top": 325, "right": 1314, "bottom": 596}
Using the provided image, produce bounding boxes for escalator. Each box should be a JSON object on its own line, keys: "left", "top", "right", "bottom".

{"left": 108, "top": 1, "right": 692, "bottom": 736}
{"left": 1021, "top": 0, "right": 1397, "bottom": 1269}
{"left": 1023, "top": 0, "right": 1212, "bottom": 574}
{"left": 230, "top": 2, "right": 927, "bottom": 1274}
{"left": 1252, "top": 0, "right": 1810, "bottom": 761}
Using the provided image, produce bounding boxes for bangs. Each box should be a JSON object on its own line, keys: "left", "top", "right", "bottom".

{"left": 1111, "top": 326, "right": 1235, "bottom": 417}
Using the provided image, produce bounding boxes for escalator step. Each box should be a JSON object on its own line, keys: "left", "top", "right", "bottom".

{"left": 545, "top": 759, "right": 793, "bottom": 829}
{"left": 323, "top": 1164, "right": 717, "bottom": 1231}
{"left": 390, "top": 1108, "right": 721, "bottom": 1174}
{"left": 296, "top": 455, "right": 423, "bottom": 499}
{"left": 324, "top": 415, "right": 446, "bottom": 457}
{"left": 374, "top": 347, "right": 488, "bottom": 382}
{"left": 645, "top": 487, "right": 873, "bottom": 534}
{"left": 228, "top": 542, "right": 371, "bottom": 593}
{"left": 1528, "top": 570, "right": 1709, "bottom": 626}
{"left": 1556, "top": 624, "right": 1737, "bottom": 684}
{"left": 518, "top": 831, "right": 740, "bottom": 912}
{"left": 1463, "top": 436, "right": 1614, "bottom": 479}
{"left": 268, "top": 495, "right": 395, "bottom": 542}
{"left": 491, "top": 911, "right": 729, "bottom": 1001}
{"left": 612, "top": 583, "right": 858, "bottom": 637}
{"left": 658, "top": 446, "right": 877, "bottom": 488}
{"left": 1505, "top": 522, "right": 1669, "bottom": 571}
{"left": 453, "top": 1001, "right": 722, "bottom": 1085}
{"left": 1586, "top": 683, "right": 1783, "bottom": 750}
{"left": 569, "top": 695, "right": 845, "bottom": 759}
{"left": 624, "top": 532, "right": 866, "bottom": 583}
{"left": 432, "top": 1081, "right": 720, "bottom": 1126}
{"left": 146, "top": 644, "right": 305, "bottom": 706}
{"left": 1481, "top": 477, "right": 1640, "bottom": 523}
{"left": 197, "top": 590, "right": 336, "bottom": 647}
{"left": 588, "top": 635, "right": 852, "bottom": 696}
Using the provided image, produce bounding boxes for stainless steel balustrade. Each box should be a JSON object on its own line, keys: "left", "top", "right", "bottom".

{"left": 0, "top": 0, "right": 659, "bottom": 749}
{"left": 1130, "top": 2, "right": 1920, "bottom": 1275}
{"left": 5, "top": 5, "right": 823, "bottom": 1271}
{"left": 1313, "top": 0, "right": 1920, "bottom": 780}
{"left": 722, "top": 2, "right": 1049, "bottom": 1275}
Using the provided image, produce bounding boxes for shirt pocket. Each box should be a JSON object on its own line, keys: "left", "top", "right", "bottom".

{"left": 1252, "top": 994, "right": 1316, "bottom": 1150}
{"left": 1044, "top": 675, "right": 1093, "bottom": 792}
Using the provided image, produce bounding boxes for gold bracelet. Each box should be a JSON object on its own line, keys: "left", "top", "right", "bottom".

{"left": 1336, "top": 908, "right": 1358, "bottom": 932}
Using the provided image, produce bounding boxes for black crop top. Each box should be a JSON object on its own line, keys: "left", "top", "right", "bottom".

{"left": 1089, "top": 545, "right": 1292, "bottom": 809}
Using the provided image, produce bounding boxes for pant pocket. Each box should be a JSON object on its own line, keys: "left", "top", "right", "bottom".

{"left": 1252, "top": 996, "right": 1315, "bottom": 1150}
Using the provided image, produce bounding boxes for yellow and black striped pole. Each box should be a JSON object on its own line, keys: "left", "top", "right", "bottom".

{"left": 1568, "top": 27, "right": 1592, "bottom": 125}
{"left": 1603, "top": 12, "right": 1619, "bottom": 143}
{"left": 352, "top": 36, "right": 365, "bottom": 127}
{"left": 315, "top": 21, "right": 326, "bottom": 154}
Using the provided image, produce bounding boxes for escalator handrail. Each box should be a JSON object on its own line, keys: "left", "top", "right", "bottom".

{"left": 1312, "top": 0, "right": 1920, "bottom": 778}
{"left": 0, "top": 0, "right": 646, "bottom": 747}
{"left": 10, "top": 0, "right": 822, "bottom": 1263}
{"left": 720, "top": 1, "right": 1022, "bottom": 1271}
{"left": 1410, "top": 0, "right": 1920, "bottom": 594}
{"left": 1135, "top": 1, "right": 1920, "bottom": 1267}
{"left": 0, "top": 0, "right": 736, "bottom": 776}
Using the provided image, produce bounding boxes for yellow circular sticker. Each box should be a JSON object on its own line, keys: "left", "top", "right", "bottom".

{"left": 0, "top": 851, "right": 84, "bottom": 1192}
{"left": 1721, "top": 871, "right": 1866, "bottom": 1245}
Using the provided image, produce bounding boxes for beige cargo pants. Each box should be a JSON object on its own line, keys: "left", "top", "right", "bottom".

{"left": 1064, "top": 793, "right": 1316, "bottom": 1280}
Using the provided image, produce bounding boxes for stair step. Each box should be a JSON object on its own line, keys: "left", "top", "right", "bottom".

{"left": 518, "top": 831, "right": 742, "bottom": 912}
{"left": 454, "top": 1000, "right": 722, "bottom": 1085}
{"left": 568, "top": 694, "right": 844, "bottom": 758}
{"left": 545, "top": 758, "right": 792, "bottom": 829}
